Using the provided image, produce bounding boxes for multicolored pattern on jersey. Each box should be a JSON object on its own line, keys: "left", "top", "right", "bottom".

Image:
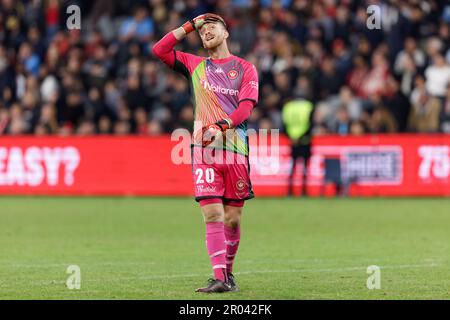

{"left": 173, "top": 52, "right": 259, "bottom": 156}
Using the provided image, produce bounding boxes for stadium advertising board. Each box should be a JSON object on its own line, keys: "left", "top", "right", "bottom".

{"left": 0, "top": 135, "right": 448, "bottom": 196}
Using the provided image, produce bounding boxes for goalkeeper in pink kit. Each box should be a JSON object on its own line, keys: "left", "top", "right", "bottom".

{"left": 152, "top": 13, "right": 258, "bottom": 293}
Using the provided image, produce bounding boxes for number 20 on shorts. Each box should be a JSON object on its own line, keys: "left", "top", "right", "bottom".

{"left": 195, "top": 168, "right": 215, "bottom": 184}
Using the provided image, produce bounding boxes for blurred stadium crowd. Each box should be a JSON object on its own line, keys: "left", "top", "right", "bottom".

{"left": 1, "top": 0, "right": 450, "bottom": 136}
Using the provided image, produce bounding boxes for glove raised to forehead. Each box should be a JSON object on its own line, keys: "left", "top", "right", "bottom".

{"left": 203, "top": 13, "right": 227, "bottom": 28}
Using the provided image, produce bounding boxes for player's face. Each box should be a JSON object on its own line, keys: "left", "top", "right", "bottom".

{"left": 199, "top": 22, "right": 228, "bottom": 50}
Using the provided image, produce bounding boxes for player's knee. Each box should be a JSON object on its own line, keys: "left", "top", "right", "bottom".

{"left": 224, "top": 215, "right": 240, "bottom": 228}
{"left": 201, "top": 204, "right": 224, "bottom": 223}
{"left": 224, "top": 208, "right": 242, "bottom": 228}
{"left": 203, "top": 211, "right": 224, "bottom": 222}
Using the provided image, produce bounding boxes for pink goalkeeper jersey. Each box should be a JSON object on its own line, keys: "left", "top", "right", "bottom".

{"left": 173, "top": 52, "right": 259, "bottom": 156}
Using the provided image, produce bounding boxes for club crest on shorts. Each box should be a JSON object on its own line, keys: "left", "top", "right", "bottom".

{"left": 236, "top": 178, "right": 246, "bottom": 191}
{"left": 227, "top": 69, "right": 238, "bottom": 80}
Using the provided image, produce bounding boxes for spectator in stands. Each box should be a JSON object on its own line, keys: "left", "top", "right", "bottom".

{"left": 37, "top": 102, "right": 58, "bottom": 134}
{"left": 349, "top": 120, "right": 367, "bottom": 136}
{"left": 409, "top": 75, "right": 442, "bottom": 132}
{"left": 0, "top": 104, "right": 10, "bottom": 134}
{"left": 119, "top": 6, "right": 154, "bottom": 45}
{"left": 394, "top": 37, "right": 426, "bottom": 76}
{"left": 368, "top": 106, "right": 398, "bottom": 133}
{"left": 440, "top": 84, "right": 450, "bottom": 133}
{"left": 318, "top": 56, "right": 343, "bottom": 100}
{"left": 384, "top": 78, "right": 411, "bottom": 132}
{"left": 332, "top": 107, "right": 351, "bottom": 136}
{"left": 425, "top": 53, "right": 450, "bottom": 99}
{"left": 18, "top": 42, "right": 40, "bottom": 77}
{"left": 364, "top": 93, "right": 398, "bottom": 133}
{"left": 45, "top": 0, "right": 61, "bottom": 42}
{"left": 347, "top": 55, "right": 369, "bottom": 98}
{"left": 360, "top": 51, "right": 393, "bottom": 98}
{"left": 332, "top": 39, "right": 352, "bottom": 80}
{"left": 9, "top": 103, "right": 27, "bottom": 135}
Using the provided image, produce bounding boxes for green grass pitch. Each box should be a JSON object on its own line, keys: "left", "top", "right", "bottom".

{"left": 1, "top": 196, "right": 450, "bottom": 299}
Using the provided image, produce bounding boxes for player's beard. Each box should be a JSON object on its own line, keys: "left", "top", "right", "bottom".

{"left": 203, "top": 36, "right": 223, "bottom": 50}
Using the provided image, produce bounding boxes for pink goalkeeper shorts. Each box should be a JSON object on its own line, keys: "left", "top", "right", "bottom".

{"left": 192, "top": 146, "right": 254, "bottom": 203}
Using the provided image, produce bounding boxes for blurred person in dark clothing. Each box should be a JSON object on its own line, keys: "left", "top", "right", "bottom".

{"left": 383, "top": 78, "right": 411, "bottom": 132}
{"left": 114, "top": 120, "right": 131, "bottom": 135}
{"left": 318, "top": 56, "right": 343, "bottom": 100}
{"left": 147, "top": 119, "right": 163, "bottom": 136}
{"left": 34, "top": 122, "right": 52, "bottom": 136}
{"left": 282, "top": 97, "right": 314, "bottom": 197}
{"left": 230, "top": 11, "right": 257, "bottom": 55}
{"left": 103, "top": 80, "right": 121, "bottom": 118}
{"left": 38, "top": 102, "right": 59, "bottom": 134}
{"left": 21, "top": 91, "right": 40, "bottom": 133}
{"left": 124, "top": 74, "right": 147, "bottom": 111}
{"left": 8, "top": 103, "right": 27, "bottom": 135}
{"left": 332, "top": 106, "right": 351, "bottom": 135}
{"left": 0, "top": 105, "right": 9, "bottom": 134}
{"left": 368, "top": 105, "right": 398, "bottom": 134}
{"left": 2, "top": 0, "right": 26, "bottom": 49}
{"left": 84, "top": 87, "right": 108, "bottom": 123}
{"left": 98, "top": 115, "right": 113, "bottom": 135}
{"left": 83, "top": 45, "right": 111, "bottom": 89}
{"left": 27, "top": 26, "right": 46, "bottom": 60}
{"left": 63, "top": 90, "right": 85, "bottom": 128}
{"left": 77, "top": 119, "right": 96, "bottom": 136}
{"left": 0, "top": 45, "right": 15, "bottom": 103}
{"left": 134, "top": 107, "right": 149, "bottom": 135}
{"left": 175, "top": 104, "right": 195, "bottom": 132}
{"left": 273, "top": 71, "right": 292, "bottom": 100}
{"left": 439, "top": 84, "right": 450, "bottom": 133}
{"left": 171, "top": 77, "right": 191, "bottom": 112}
{"left": 332, "top": 39, "right": 352, "bottom": 81}
{"left": 349, "top": 120, "right": 367, "bottom": 136}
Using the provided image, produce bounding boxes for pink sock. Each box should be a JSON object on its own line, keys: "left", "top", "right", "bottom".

{"left": 205, "top": 222, "right": 227, "bottom": 282}
{"left": 224, "top": 224, "right": 240, "bottom": 274}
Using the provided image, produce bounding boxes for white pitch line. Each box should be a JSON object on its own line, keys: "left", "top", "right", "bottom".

{"left": 133, "top": 263, "right": 440, "bottom": 281}
{"left": 0, "top": 263, "right": 441, "bottom": 286}
{"left": 0, "top": 262, "right": 157, "bottom": 268}
{"left": 242, "top": 263, "right": 441, "bottom": 275}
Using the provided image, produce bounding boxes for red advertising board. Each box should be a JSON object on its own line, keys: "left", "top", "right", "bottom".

{"left": 252, "top": 134, "right": 450, "bottom": 197}
{"left": 0, "top": 135, "right": 449, "bottom": 197}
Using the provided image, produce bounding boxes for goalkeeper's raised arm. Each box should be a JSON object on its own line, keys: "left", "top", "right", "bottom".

{"left": 152, "top": 14, "right": 216, "bottom": 68}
